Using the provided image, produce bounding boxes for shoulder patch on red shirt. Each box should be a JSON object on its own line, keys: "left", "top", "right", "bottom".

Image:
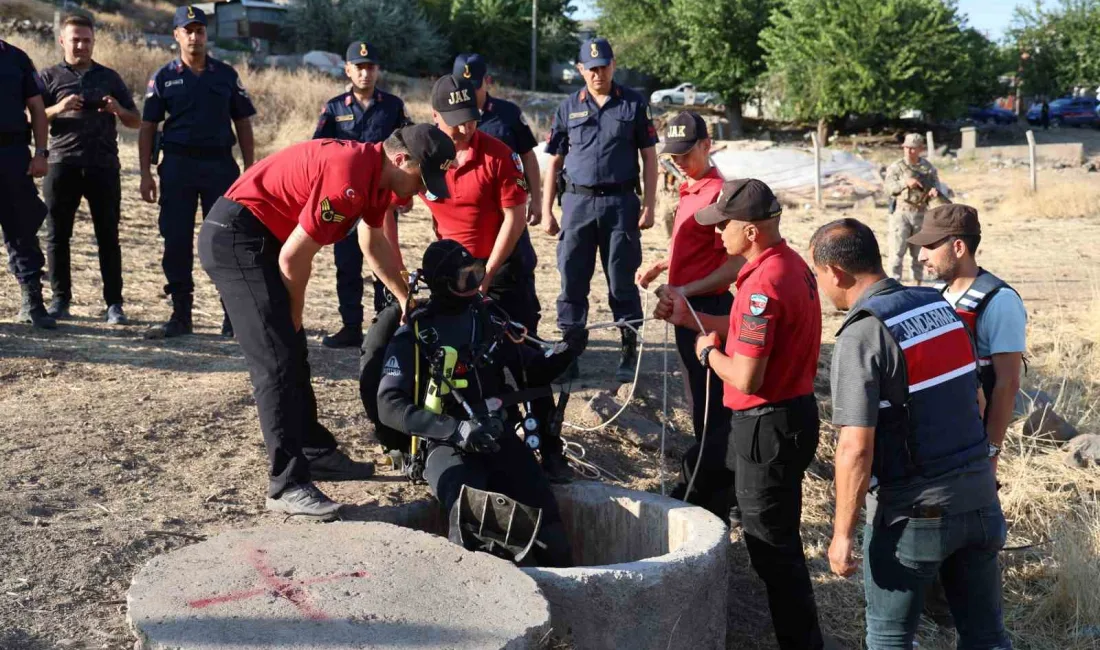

{"left": 738, "top": 314, "right": 768, "bottom": 347}
{"left": 318, "top": 198, "right": 347, "bottom": 223}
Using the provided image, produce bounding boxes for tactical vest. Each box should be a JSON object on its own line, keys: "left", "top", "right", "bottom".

{"left": 933, "top": 269, "right": 1017, "bottom": 413}
{"left": 838, "top": 286, "right": 988, "bottom": 487}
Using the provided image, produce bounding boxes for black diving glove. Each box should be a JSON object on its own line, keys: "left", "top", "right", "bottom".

{"left": 452, "top": 416, "right": 504, "bottom": 454}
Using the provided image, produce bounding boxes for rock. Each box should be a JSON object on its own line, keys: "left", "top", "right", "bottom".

{"left": 1064, "top": 434, "right": 1100, "bottom": 468}
{"left": 580, "top": 391, "right": 663, "bottom": 450}
{"left": 1023, "top": 403, "right": 1079, "bottom": 441}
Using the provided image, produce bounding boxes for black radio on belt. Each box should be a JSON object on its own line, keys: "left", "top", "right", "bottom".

{"left": 80, "top": 90, "right": 106, "bottom": 111}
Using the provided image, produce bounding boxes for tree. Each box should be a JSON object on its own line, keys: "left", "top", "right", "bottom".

{"left": 598, "top": 0, "right": 775, "bottom": 136}
{"left": 285, "top": 0, "right": 446, "bottom": 76}
{"left": 761, "top": 0, "right": 1005, "bottom": 139}
{"left": 1010, "top": 0, "right": 1100, "bottom": 98}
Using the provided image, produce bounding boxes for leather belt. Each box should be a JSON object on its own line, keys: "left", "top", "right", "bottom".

{"left": 565, "top": 181, "right": 635, "bottom": 196}
{"left": 162, "top": 142, "right": 233, "bottom": 160}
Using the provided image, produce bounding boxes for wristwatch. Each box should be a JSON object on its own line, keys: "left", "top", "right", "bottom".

{"left": 698, "top": 345, "right": 715, "bottom": 369}
{"left": 988, "top": 443, "right": 1001, "bottom": 458}
{"left": 34, "top": 148, "right": 48, "bottom": 158}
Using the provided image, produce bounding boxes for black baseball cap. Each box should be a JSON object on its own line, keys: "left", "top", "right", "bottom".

{"left": 431, "top": 75, "right": 480, "bottom": 127}
{"left": 660, "top": 111, "right": 708, "bottom": 155}
{"left": 173, "top": 5, "right": 206, "bottom": 28}
{"left": 397, "top": 124, "right": 457, "bottom": 200}
{"left": 346, "top": 40, "right": 379, "bottom": 65}
{"left": 452, "top": 53, "right": 487, "bottom": 89}
{"left": 907, "top": 204, "right": 981, "bottom": 247}
{"left": 695, "top": 179, "right": 782, "bottom": 226}
{"left": 579, "top": 38, "right": 613, "bottom": 69}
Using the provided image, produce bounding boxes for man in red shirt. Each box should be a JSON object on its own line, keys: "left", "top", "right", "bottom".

{"left": 658, "top": 178, "right": 825, "bottom": 650}
{"left": 640, "top": 112, "right": 742, "bottom": 520}
{"left": 197, "top": 124, "right": 456, "bottom": 518}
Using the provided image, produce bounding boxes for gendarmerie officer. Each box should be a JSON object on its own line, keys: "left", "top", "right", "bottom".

{"left": 314, "top": 40, "right": 411, "bottom": 349}
{"left": 139, "top": 5, "right": 256, "bottom": 339}
{"left": 811, "top": 218, "right": 1010, "bottom": 649}
{"left": 198, "top": 124, "right": 456, "bottom": 518}
{"left": 0, "top": 37, "right": 54, "bottom": 329}
{"left": 643, "top": 112, "right": 743, "bottom": 521}
{"left": 661, "top": 179, "right": 825, "bottom": 649}
{"left": 542, "top": 37, "right": 659, "bottom": 382}
{"left": 39, "top": 14, "right": 140, "bottom": 325}
{"left": 377, "top": 239, "right": 586, "bottom": 566}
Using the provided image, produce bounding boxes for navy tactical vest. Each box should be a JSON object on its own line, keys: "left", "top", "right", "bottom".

{"left": 839, "top": 285, "right": 988, "bottom": 487}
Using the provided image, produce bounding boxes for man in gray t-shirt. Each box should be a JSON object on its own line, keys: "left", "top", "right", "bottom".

{"left": 810, "top": 218, "right": 1011, "bottom": 650}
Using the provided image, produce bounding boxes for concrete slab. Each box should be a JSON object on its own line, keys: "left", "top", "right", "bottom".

{"left": 127, "top": 522, "right": 550, "bottom": 650}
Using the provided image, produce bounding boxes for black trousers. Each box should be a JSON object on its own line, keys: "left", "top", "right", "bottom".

{"left": 197, "top": 198, "right": 338, "bottom": 497}
{"left": 732, "top": 394, "right": 824, "bottom": 650}
{"left": 669, "top": 292, "right": 735, "bottom": 520}
{"left": 0, "top": 145, "right": 47, "bottom": 284}
{"left": 424, "top": 431, "right": 572, "bottom": 567}
{"left": 42, "top": 163, "right": 123, "bottom": 306}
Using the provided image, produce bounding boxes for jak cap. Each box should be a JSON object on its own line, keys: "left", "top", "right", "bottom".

{"left": 346, "top": 40, "right": 379, "bottom": 65}
{"left": 695, "top": 179, "right": 782, "bottom": 226}
{"left": 398, "top": 124, "right": 457, "bottom": 200}
{"left": 579, "top": 38, "right": 613, "bottom": 69}
{"left": 173, "top": 5, "right": 206, "bottom": 28}
{"left": 906, "top": 204, "right": 981, "bottom": 247}
{"left": 452, "top": 53, "right": 487, "bottom": 89}
{"left": 431, "top": 75, "right": 480, "bottom": 127}
{"left": 902, "top": 133, "right": 926, "bottom": 149}
{"left": 660, "top": 111, "right": 708, "bottom": 156}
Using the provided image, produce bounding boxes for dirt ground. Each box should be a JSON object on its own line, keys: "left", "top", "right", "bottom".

{"left": 1, "top": 133, "right": 1099, "bottom": 650}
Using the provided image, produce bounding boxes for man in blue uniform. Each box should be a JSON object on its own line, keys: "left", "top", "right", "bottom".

{"left": 0, "top": 38, "right": 55, "bottom": 329}
{"left": 315, "top": 40, "right": 411, "bottom": 349}
{"left": 139, "top": 5, "right": 256, "bottom": 339}
{"left": 541, "top": 38, "right": 659, "bottom": 382}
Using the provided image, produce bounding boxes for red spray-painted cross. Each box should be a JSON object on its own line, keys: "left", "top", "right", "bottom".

{"left": 186, "top": 547, "right": 370, "bottom": 621}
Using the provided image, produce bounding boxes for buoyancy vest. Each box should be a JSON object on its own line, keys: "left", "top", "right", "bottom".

{"left": 838, "top": 285, "right": 988, "bottom": 487}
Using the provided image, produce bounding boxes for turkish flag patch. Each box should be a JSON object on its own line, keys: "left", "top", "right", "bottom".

{"left": 738, "top": 314, "right": 768, "bottom": 347}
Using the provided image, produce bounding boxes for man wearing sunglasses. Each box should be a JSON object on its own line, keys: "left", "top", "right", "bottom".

{"left": 198, "top": 124, "right": 456, "bottom": 519}
{"left": 377, "top": 239, "right": 588, "bottom": 566}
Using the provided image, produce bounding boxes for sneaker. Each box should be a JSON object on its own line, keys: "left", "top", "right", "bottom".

{"left": 322, "top": 324, "right": 363, "bottom": 349}
{"left": 542, "top": 450, "right": 574, "bottom": 484}
{"left": 308, "top": 449, "right": 376, "bottom": 481}
{"left": 106, "top": 303, "right": 128, "bottom": 325}
{"left": 265, "top": 483, "right": 342, "bottom": 520}
{"left": 47, "top": 297, "right": 71, "bottom": 320}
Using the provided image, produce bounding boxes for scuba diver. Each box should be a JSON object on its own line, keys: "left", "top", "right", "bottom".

{"left": 376, "top": 239, "right": 586, "bottom": 567}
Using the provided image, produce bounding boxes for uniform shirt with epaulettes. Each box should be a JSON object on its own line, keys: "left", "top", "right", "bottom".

{"left": 313, "top": 89, "right": 410, "bottom": 143}
{"left": 478, "top": 94, "right": 538, "bottom": 155}
{"left": 884, "top": 157, "right": 940, "bottom": 212}
{"left": 545, "top": 84, "right": 658, "bottom": 188}
{"left": 0, "top": 40, "right": 43, "bottom": 141}
{"left": 142, "top": 57, "right": 256, "bottom": 149}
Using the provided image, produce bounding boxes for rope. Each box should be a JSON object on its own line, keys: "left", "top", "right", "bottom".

{"left": 660, "top": 318, "right": 669, "bottom": 495}
{"left": 677, "top": 292, "right": 713, "bottom": 504}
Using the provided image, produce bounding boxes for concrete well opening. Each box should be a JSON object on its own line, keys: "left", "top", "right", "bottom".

{"left": 349, "top": 481, "right": 729, "bottom": 650}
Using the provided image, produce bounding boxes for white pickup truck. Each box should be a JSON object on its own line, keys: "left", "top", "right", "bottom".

{"left": 649, "top": 83, "right": 717, "bottom": 106}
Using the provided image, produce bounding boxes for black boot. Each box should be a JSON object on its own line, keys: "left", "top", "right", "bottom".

{"left": 615, "top": 328, "right": 638, "bottom": 383}
{"left": 220, "top": 313, "right": 234, "bottom": 338}
{"left": 16, "top": 280, "right": 57, "bottom": 330}
{"left": 47, "top": 295, "right": 71, "bottom": 320}
{"left": 322, "top": 324, "right": 363, "bottom": 349}
{"left": 145, "top": 293, "right": 193, "bottom": 339}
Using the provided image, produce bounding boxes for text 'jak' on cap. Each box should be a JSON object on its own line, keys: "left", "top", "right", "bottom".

{"left": 695, "top": 179, "right": 782, "bottom": 226}
{"left": 906, "top": 204, "right": 981, "bottom": 247}
{"left": 398, "top": 124, "right": 457, "bottom": 201}
{"left": 431, "top": 75, "right": 480, "bottom": 127}
{"left": 660, "top": 111, "right": 707, "bottom": 156}
{"left": 579, "top": 38, "right": 613, "bottom": 69}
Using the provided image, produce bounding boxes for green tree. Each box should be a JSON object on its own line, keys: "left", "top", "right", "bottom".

{"left": 761, "top": 0, "right": 1005, "bottom": 137}
{"left": 598, "top": 0, "right": 775, "bottom": 135}
{"left": 1010, "top": 0, "right": 1100, "bottom": 98}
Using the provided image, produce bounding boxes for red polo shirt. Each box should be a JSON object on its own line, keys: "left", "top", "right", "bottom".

{"left": 226, "top": 139, "right": 393, "bottom": 245}
{"left": 419, "top": 131, "right": 527, "bottom": 259}
{"left": 723, "top": 240, "right": 821, "bottom": 410}
{"left": 669, "top": 167, "right": 728, "bottom": 294}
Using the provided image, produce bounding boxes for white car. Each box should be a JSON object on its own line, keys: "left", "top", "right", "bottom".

{"left": 649, "top": 83, "right": 717, "bottom": 106}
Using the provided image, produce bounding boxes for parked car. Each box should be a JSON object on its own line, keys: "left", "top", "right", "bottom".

{"left": 967, "top": 104, "right": 1016, "bottom": 125}
{"left": 649, "top": 83, "right": 717, "bottom": 106}
{"left": 1026, "top": 97, "right": 1099, "bottom": 127}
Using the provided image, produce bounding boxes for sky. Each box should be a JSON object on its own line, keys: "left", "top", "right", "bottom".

{"left": 572, "top": 0, "right": 1055, "bottom": 41}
